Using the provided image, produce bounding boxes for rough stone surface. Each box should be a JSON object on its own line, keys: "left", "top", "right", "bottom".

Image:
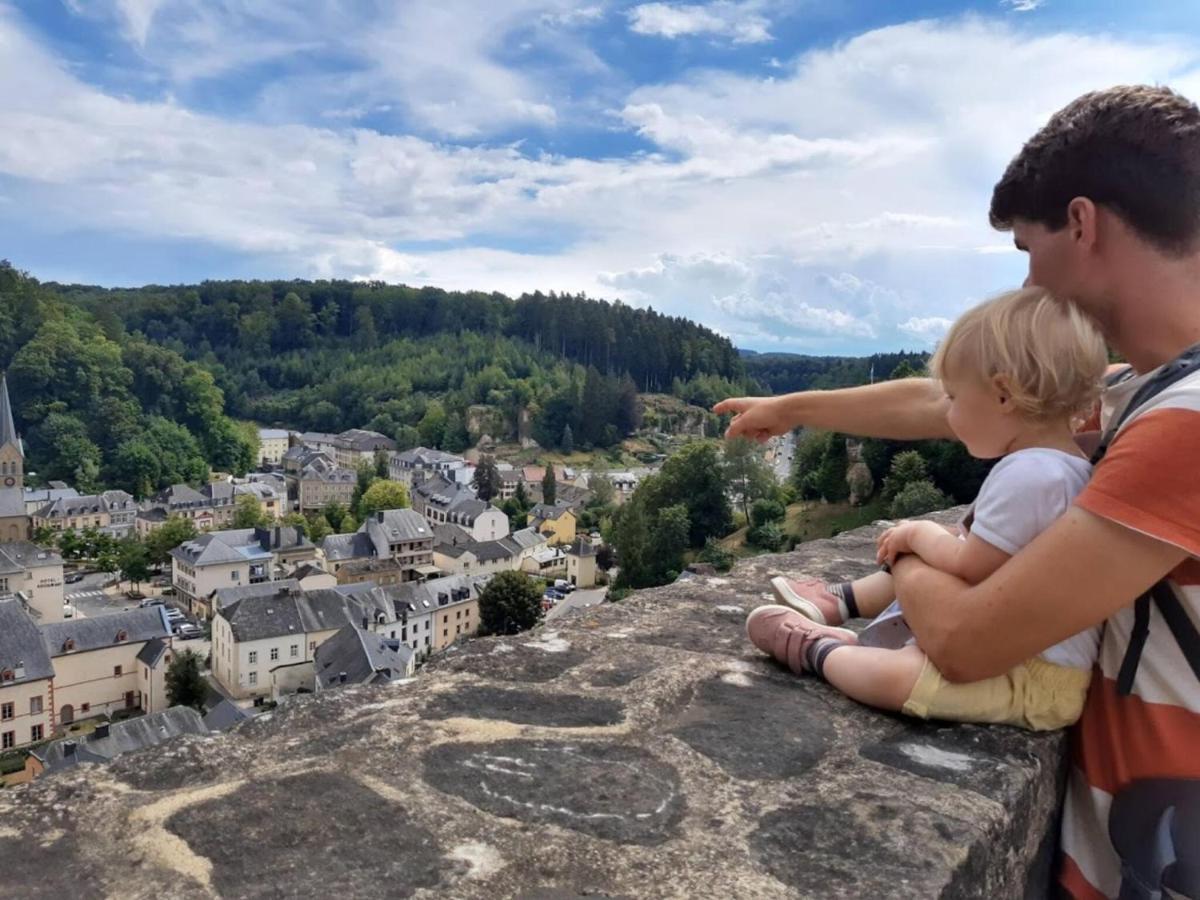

{"left": 0, "top": 509, "right": 1066, "bottom": 899}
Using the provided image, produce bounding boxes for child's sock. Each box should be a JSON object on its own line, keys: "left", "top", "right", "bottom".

{"left": 806, "top": 636, "right": 849, "bottom": 679}
{"left": 826, "top": 582, "right": 859, "bottom": 622}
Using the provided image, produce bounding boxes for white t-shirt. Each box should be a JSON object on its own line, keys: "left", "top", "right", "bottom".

{"left": 969, "top": 447, "right": 1100, "bottom": 670}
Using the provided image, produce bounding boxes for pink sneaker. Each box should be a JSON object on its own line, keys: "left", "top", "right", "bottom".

{"left": 770, "top": 576, "right": 843, "bottom": 625}
{"left": 745, "top": 604, "right": 857, "bottom": 674}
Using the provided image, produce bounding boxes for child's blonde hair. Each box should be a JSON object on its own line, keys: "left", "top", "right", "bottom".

{"left": 928, "top": 287, "right": 1108, "bottom": 422}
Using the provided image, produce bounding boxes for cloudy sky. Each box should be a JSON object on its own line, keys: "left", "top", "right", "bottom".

{"left": 2, "top": 1, "right": 1199, "bottom": 354}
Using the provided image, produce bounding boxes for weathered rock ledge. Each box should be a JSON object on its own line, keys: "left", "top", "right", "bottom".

{"left": 0, "top": 510, "right": 1065, "bottom": 899}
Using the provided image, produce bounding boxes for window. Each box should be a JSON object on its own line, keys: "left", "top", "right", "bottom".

{"left": 443, "top": 629, "right": 448, "bottom": 638}
{"left": 1, "top": 731, "right": 12, "bottom": 749}
{"left": 456, "top": 610, "right": 461, "bottom": 619}
{"left": 113, "top": 665, "right": 122, "bottom": 677}
{"left": 81, "top": 703, "right": 90, "bottom": 713}
{"left": 0, "top": 703, "right": 11, "bottom": 721}
{"left": 425, "top": 636, "right": 430, "bottom": 647}
{"left": 248, "top": 672, "right": 258, "bottom": 686}
{"left": 29, "top": 696, "right": 42, "bottom": 716}
{"left": 270, "top": 647, "right": 279, "bottom": 661}
{"left": 309, "top": 641, "right": 316, "bottom": 652}
{"left": 248, "top": 651, "right": 258, "bottom": 664}
{"left": 456, "top": 626, "right": 460, "bottom": 635}
{"left": 290, "top": 644, "right": 299, "bottom": 658}
{"left": 30, "top": 724, "right": 42, "bottom": 742}
{"left": 231, "top": 571, "right": 239, "bottom": 581}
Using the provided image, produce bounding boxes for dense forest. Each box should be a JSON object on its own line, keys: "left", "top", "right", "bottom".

{"left": 741, "top": 350, "right": 930, "bottom": 394}
{"left": 0, "top": 262, "right": 756, "bottom": 496}
{"left": 0, "top": 262, "right": 256, "bottom": 497}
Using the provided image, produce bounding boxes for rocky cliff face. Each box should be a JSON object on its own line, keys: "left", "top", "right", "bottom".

{"left": 0, "top": 510, "right": 1065, "bottom": 899}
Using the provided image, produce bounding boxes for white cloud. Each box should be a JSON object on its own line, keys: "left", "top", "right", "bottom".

{"left": 898, "top": 316, "right": 953, "bottom": 345}
{"left": 5, "top": 10, "right": 1200, "bottom": 352}
{"left": 628, "top": 2, "right": 771, "bottom": 44}
{"left": 1002, "top": 0, "right": 1046, "bottom": 11}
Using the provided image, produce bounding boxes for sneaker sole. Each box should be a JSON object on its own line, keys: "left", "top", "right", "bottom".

{"left": 769, "top": 576, "right": 829, "bottom": 625}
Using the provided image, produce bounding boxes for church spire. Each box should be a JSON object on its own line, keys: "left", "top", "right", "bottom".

{"left": 0, "top": 373, "right": 19, "bottom": 455}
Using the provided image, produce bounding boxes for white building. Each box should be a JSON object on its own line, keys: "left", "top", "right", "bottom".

{"left": 257, "top": 429, "right": 291, "bottom": 467}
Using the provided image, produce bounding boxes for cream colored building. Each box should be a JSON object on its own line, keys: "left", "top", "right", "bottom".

{"left": 210, "top": 583, "right": 394, "bottom": 701}
{"left": 0, "top": 599, "right": 54, "bottom": 751}
{"left": 257, "top": 429, "right": 291, "bottom": 467}
{"left": 41, "top": 608, "right": 174, "bottom": 728}
{"left": 33, "top": 490, "right": 137, "bottom": 539}
{"left": 565, "top": 539, "right": 598, "bottom": 588}
{"left": 170, "top": 526, "right": 314, "bottom": 620}
{"left": 0, "top": 542, "right": 65, "bottom": 623}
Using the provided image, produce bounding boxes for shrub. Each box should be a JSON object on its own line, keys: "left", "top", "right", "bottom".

{"left": 889, "top": 479, "right": 950, "bottom": 518}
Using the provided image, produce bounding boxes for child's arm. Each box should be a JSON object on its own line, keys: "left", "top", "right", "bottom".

{"left": 879, "top": 520, "right": 1011, "bottom": 585}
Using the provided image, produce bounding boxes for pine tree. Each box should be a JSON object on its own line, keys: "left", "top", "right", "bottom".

{"left": 473, "top": 455, "right": 502, "bottom": 502}
{"left": 561, "top": 424, "right": 574, "bottom": 454}
{"left": 541, "top": 465, "right": 557, "bottom": 506}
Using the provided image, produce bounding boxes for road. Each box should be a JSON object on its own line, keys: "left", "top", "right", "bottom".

{"left": 63, "top": 571, "right": 209, "bottom": 658}
{"left": 773, "top": 430, "right": 796, "bottom": 483}
{"left": 545, "top": 586, "right": 608, "bottom": 621}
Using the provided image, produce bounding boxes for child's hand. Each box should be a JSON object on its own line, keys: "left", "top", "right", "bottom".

{"left": 876, "top": 522, "right": 917, "bottom": 566}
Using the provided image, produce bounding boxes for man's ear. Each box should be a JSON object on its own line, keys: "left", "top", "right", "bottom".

{"left": 1067, "top": 197, "right": 1098, "bottom": 250}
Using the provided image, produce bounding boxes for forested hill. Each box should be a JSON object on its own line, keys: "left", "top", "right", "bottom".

{"left": 0, "top": 262, "right": 752, "bottom": 497}
{"left": 741, "top": 350, "right": 929, "bottom": 395}
{"left": 54, "top": 279, "right": 743, "bottom": 394}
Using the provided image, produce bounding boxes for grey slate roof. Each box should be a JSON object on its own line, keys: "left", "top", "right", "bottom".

{"left": 314, "top": 624, "right": 413, "bottom": 690}
{"left": 0, "top": 541, "right": 61, "bottom": 574}
{"left": 567, "top": 538, "right": 597, "bottom": 558}
{"left": 363, "top": 508, "right": 432, "bottom": 557}
{"left": 0, "top": 373, "right": 19, "bottom": 452}
{"left": 136, "top": 637, "right": 171, "bottom": 668}
{"left": 42, "top": 607, "right": 172, "bottom": 656}
{"left": 172, "top": 527, "right": 310, "bottom": 568}
{"left": 529, "top": 502, "right": 572, "bottom": 521}
{"left": 432, "top": 522, "right": 473, "bottom": 547}
{"left": 470, "top": 540, "right": 515, "bottom": 563}
{"left": 33, "top": 707, "right": 209, "bottom": 774}
{"left": 320, "top": 532, "right": 375, "bottom": 562}
{"left": 35, "top": 491, "right": 135, "bottom": 519}
{"left": 212, "top": 579, "right": 301, "bottom": 613}
{"left": 218, "top": 583, "right": 389, "bottom": 642}
{"left": 503, "top": 527, "right": 547, "bottom": 552}
{"left": 338, "top": 429, "right": 396, "bottom": 452}
{"left": 157, "top": 484, "right": 207, "bottom": 507}
{"left": 396, "top": 447, "right": 462, "bottom": 467}
{"left": 0, "top": 598, "right": 54, "bottom": 685}
{"left": 385, "top": 574, "right": 488, "bottom": 614}
{"left": 203, "top": 698, "right": 249, "bottom": 732}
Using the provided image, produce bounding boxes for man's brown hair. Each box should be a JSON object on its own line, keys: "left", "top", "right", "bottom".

{"left": 990, "top": 85, "right": 1200, "bottom": 254}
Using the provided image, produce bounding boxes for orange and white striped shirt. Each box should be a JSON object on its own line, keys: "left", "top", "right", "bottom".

{"left": 1060, "top": 366, "right": 1200, "bottom": 899}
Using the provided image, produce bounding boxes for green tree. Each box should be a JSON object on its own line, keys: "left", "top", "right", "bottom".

{"left": 587, "top": 475, "right": 614, "bottom": 508}
{"left": 360, "top": 480, "right": 411, "bottom": 517}
{"left": 165, "top": 649, "right": 209, "bottom": 711}
{"left": 323, "top": 500, "right": 348, "bottom": 532}
{"left": 513, "top": 480, "right": 530, "bottom": 511}
{"left": 473, "top": 455, "right": 501, "bottom": 503}
{"left": 724, "top": 437, "right": 777, "bottom": 523}
{"left": 889, "top": 480, "right": 950, "bottom": 518}
{"left": 478, "top": 570, "right": 544, "bottom": 636}
{"left": 442, "top": 412, "right": 470, "bottom": 454}
{"left": 750, "top": 498, "right": 786, "bottom": 527}
{"left": 350, "top": 462, "right": 377, "bottom": 519}
{"left": 650, "top": 503, "right": 690, "bottom": 583}
{"left": 305, "top": 513, "right": 333, "bottom": 543}
{"left": 747, "top": 521, "right": 786, "bottom": 551}
{"left": 541, "top": 466, "right": 557, "bottom": 506}
{"left": 374, "top": 448, "right": 390, "bottom": 480}
{"left": 561, "top": 424, "right": 574, "bottom": 454}
{"left": 117, "top": 538, "right": 151, "bottom": 592}
{"left": 881, "top": 450, "right": 929, "bottom": 501}
{"left": 814, "top": 434, "right": 850, "bottom": 502}
{"left": 147, "top": 516, "right": 198, "bottom": 567}
{"left": 418, "top": 401, "right": 448, "bottom": 449}
{"left": 232, "top": 493, "right": 269, "bottom": 529}
{"left": 643, "top": 442, "right": 732, "bottom": 547}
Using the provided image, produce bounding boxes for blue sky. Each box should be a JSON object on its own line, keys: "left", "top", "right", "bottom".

{"left": 2, "top": 1, "right": 1199, "bottom": 354}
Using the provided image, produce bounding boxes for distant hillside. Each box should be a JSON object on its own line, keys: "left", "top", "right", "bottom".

{"left": 741, "top": 350, "right": 929, "bottom": 395}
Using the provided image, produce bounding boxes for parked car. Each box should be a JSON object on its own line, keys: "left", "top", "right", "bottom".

{"left": 62, "top": 604, "right": 76, "bottom": 619}
{"left": 174, "top": 623, "right": 203, "bottom": 640}
{"left": 140, "top": 598, "right": 165, "bottom": 608}
{"left": 544, "top": 589, "right": 564, "bottom": 601}
{"left": 64, "top": 572, "right": 85, "bottom": 584}
{"left": 161, "top": 586, "right": 176, "bottom": 596}
{"left": 165, "top": 607, "right": 185, "bottom": 621}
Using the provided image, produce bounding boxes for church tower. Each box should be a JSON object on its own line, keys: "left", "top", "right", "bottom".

{"left": 0, "top": 373, "right": 22, "bottom": 491}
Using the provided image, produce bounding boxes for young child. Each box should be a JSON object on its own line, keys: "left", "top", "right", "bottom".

{"left": 746, "top": 287, "right": 1108, "bottom": 730}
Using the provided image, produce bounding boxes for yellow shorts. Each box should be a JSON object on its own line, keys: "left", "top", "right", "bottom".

{"left": 902, "top": 655, "right": 1091, "bottom": 732}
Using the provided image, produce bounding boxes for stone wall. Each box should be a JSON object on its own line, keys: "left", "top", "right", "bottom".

{"left": 0, "top": 511, "right": 1066, "bottom": 899}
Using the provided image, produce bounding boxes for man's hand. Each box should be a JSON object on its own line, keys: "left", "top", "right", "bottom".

{"left": 712, "top": 396, "right": 788, "bottom": 443}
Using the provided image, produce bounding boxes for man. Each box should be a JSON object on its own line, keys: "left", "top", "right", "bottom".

{"left": 716, "top": 86, "right": 1200, "bottom": 899}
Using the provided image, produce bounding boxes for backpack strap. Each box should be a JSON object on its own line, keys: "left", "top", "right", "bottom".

{"left": 1117, "top": 582, "right": 1200, "bottom": 695}
{"left": 1093, "top": 345, "right": 1200, "bottom": 696}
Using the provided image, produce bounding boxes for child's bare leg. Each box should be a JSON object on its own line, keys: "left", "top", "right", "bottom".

{"left": 772, "top": 569, "right": 895, "bottom": 624}
{"left": 820, "top": 643, "right": 926, "bottom": 712}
